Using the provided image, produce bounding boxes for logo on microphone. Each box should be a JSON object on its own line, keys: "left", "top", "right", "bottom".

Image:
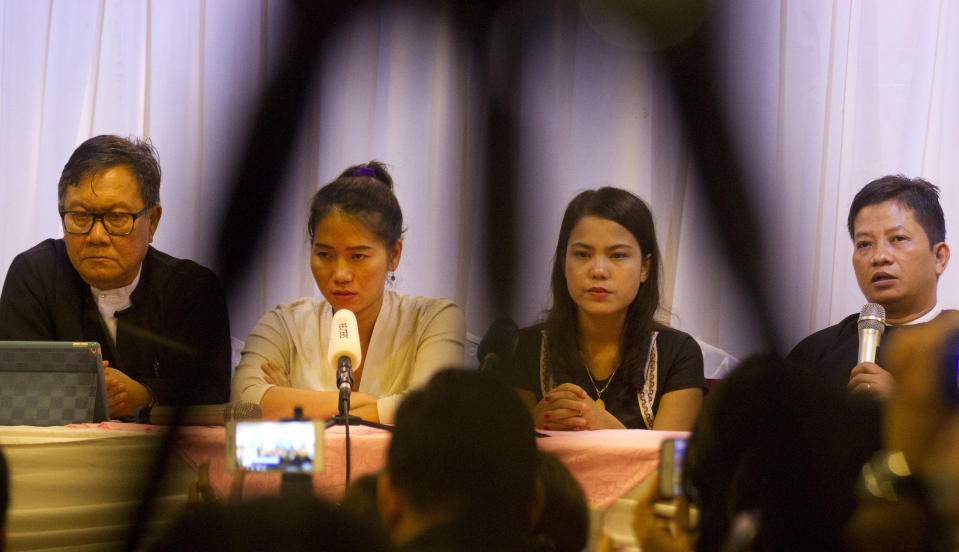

{"left": 337, "top": 321, "right": 349, "bottom": 339}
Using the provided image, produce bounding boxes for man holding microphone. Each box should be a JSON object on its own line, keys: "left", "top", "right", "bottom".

{"left": 788, "top": 175, "right": 952, "bottom": 401}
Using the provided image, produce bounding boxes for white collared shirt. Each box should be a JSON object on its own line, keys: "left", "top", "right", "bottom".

{"left": 90, "top": 269, "right": 142, "bottom": 345}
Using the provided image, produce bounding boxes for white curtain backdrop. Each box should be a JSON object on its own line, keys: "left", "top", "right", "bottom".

{"left": 709, "top": 0, "right": 959, "bottom": 354}
{"left": 1, "top": 0, "right": 958, "bottom": 361}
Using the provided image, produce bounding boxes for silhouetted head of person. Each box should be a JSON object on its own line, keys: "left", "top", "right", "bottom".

{"left": 530, "top": 451, "right": 589, "bottom": 552}
{"left": 341, "top": 473, "right": 385, "bottom": 537}
{"left": 150, "top": 496, "right": 387, "bottom": 552}
{"left": 686, "top": 354, "right": 880, "bottom": 552}
{"left": 378, "top": 368, "right": 538, "bottom": 547}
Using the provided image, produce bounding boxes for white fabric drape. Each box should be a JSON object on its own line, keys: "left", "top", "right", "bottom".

{"left": 1, "top": 425, "right": 194, "bottom": 551}
{"left": 707, "top": 0, "right": 959, "bottom": 353}
{"left": 1, "top": 1, "right": 958, "bottom": 361}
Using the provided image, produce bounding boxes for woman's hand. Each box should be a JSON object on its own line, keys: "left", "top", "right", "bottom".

{"left": 260, "top": 387, "right": 378, "bottom": 421}
{"left": 261, "top": 360, "right": 291, "bottom": 387}
{"left": 348, "top": 392, "right": 380, "bottom": 422}
{"left": 535, "top": 383, "right": 625, "bottom": 430}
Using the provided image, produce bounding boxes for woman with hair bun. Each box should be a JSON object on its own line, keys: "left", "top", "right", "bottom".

{"left": 231, "top": 162, "right": 465, "bottom": 423}
{"left": 499, "top": 187, "right": 704, "bottom": 430}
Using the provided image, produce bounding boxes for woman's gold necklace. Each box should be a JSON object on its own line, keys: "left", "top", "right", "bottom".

{"left": 584, "top": 362, "right": 619, "bottom": 410}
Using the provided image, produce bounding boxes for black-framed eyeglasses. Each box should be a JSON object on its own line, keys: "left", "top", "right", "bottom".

{"left": 59, "top": 207, "right": 152, "bottom": 236}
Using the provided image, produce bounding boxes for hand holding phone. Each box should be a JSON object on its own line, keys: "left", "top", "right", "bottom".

{"left": 658, "top": 437, "right": 688, "bottom": 500}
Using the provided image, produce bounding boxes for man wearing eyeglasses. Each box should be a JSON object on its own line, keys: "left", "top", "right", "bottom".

{"left": 0, "top": 135, "right": 231, "bottom": 417}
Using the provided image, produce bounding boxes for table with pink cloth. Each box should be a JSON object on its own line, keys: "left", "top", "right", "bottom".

{"left": 161, "top": 422, "right": 687, "bottom": 509}
{"left": 536, "top": 428, "right": 688, "bottom": 508}
{"left": 1, "top": 422, "right": 685, "bottom": 551}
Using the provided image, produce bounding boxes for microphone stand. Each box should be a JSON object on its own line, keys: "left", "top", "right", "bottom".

{"left": 477, "top": 352, "right": 548, "bottom": 439}
{"left": 326, "top": 361, "right": 392, "bottom": 490}
{"left": 326, "top": 413, "right": 392, "bottom": 430}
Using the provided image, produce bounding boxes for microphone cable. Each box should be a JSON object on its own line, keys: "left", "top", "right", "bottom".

{"left": 342, "top": 393, "right": 351, "bottom": 489}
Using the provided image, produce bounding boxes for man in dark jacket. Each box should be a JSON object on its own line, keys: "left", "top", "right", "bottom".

{"left": 0, "top": 135, "right": 231, "bottom": 416}
{"left": 788, "top": 175, "right": 951, "bottom": 402}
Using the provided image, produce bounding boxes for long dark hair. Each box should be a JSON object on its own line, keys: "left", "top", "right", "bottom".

{"left": 544, "top": 187, "right": 661, "bottom": 395}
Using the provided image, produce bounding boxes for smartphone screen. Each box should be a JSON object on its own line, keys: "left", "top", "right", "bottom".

{"left": 226, "top": 420, "right": 324, "bottom": 473}
{"left": 658, "top": 437, "right": 688, "bottom": 499}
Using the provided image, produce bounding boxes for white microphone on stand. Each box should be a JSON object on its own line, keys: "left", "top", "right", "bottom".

{"left": 857, "top": 303, "right": 886, "bottom": 364}
{"left": 328, "top": 309, "right": 362, "bottom": 415}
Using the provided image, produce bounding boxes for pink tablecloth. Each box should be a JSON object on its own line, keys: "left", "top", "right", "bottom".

{"left": 537, "top": 428, "right": 688, "bottom": 508}
{"left": 82, "top": 422, "right": 687, "bottom": 509}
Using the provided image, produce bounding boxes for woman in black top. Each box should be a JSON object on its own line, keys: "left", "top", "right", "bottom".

{"left": 503, "top": 187, "right": 704, "bottom": 430}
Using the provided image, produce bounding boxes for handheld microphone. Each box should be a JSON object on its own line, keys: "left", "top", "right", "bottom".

{"left": 857, "top": 303, "right": 886, "bottom": 364}
{"left": 134, "top": 402, "right": 262, "bottom": 425}
{"left": 477, "top": 317, "right": 518, "bottom": 371}
{"left": 328, "top": 309, "right": 362, "bottom": 414}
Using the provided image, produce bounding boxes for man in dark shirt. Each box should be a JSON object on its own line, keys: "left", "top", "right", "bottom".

{"left": 0, "top": 135, "right": 231, "bottom": 416}
{"left": 788, "top": 175, "right": 951, "bottom": 402}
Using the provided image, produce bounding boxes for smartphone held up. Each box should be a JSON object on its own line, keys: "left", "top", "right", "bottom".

{"left": 226, "top": 419, "right": 325, "bottom": 473}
